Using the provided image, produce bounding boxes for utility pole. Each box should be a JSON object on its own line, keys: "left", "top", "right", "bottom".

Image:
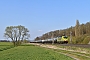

{"left": 70, "top": 31, "right": 72, "bottom": 44}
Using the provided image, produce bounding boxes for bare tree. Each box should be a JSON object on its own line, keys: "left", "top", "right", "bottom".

{"left": 4, "top": 25, "right": 30, "bottom": 46}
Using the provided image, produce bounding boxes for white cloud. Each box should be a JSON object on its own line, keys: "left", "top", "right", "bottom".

{"left": 38, "top": 30, "right": 42, "bottom": 32}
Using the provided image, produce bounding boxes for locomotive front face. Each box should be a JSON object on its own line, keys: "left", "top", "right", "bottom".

{"left": 62, "top": 36, "right": 68, "bottom": 43}
{"left": 57, "top": 36, "right": 68, "bottom": 44}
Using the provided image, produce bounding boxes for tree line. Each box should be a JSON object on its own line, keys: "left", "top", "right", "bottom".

{"left": 0, "top": 40, "right": 10, "bottom": 42}
{"left": 35, "top": 20, "right": 90, "bottom": 44}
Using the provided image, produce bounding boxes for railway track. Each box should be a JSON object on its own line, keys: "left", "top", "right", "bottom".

{"left": 39, "top": 43, "right": 90, "bottom": 48}
{"left": 30, "top": 42, "right": 90, "bottom": 48}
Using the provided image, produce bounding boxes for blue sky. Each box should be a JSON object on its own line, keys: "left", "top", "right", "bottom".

{"left": 0, "top": 0, "right": 90, "bottom": 40}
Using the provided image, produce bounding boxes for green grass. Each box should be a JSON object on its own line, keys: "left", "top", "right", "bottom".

{"left": 0, "top": 42, "right": 14, "bottom": 51}
{"left": 0, "top": 44, "right": 74, "bottom": 60}
{"left": 39, "top": 44, "right": 90, "bottom": 60}
{"left": 54, "top": 49, "right": 90, "bottom": 60}
{"left": 0, "top": 42, "right": 12, "bottom": 45}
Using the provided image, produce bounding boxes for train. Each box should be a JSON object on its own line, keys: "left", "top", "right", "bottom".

{"left": 30, "top": 36, "right": 68, "bottom": 44}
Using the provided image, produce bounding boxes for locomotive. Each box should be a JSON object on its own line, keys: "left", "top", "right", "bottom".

{"left": 30, "top": 36, "right": 68, "bottom": 44}
{"left": 57, "top": 36, "right": 68, "bottom": 44}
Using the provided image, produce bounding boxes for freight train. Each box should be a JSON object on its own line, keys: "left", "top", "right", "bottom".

{"left": 30, "top": 36, "right": 68, "bottom": 44}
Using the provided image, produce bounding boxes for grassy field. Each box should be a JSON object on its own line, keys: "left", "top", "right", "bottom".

{"left": 52, "top": 44, "right": 90, "bottom": 60}
{"left": 53, "top": 49, "right": 90, "bottom": 60}
{"left": 0, "top": 42, "right": 74, "bottom": 60}
{"left": 29, "top": 43, "right": 90, "bottom": 60}
{"left": 0, "top": 42, "right": 12, "bottom": 45}
{"left": 0, "top": 42, "right": 14, "bottom": 51}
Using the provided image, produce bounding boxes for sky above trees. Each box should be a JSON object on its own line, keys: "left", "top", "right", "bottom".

{"left": 0, "top": 0, "right": 90, "bottom": 40}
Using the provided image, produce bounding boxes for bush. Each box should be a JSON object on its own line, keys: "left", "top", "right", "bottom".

{"left": 68, "top": 37, "right": 76, "bottom": 44}
{"left": 83, "top": 36, "right": 90, "bottom": 44}
{"left": 71, "top": 35, "right": 87, "bottom": 44}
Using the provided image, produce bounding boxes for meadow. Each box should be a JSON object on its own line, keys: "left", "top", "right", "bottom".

{"left": 0, "top": 42, "right": 14, "bottom": 51}
{"left": 0, "top": 42, "right": 73, "bottom": 60}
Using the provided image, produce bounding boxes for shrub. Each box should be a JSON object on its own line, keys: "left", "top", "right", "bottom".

{"left": 83, "top": 36, "right": 90, "bottom": 44}
{"left": 71, "top": 35, "right": 88, "bottom": 44}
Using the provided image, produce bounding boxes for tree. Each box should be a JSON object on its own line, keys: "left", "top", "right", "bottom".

{"left": 75, "top": 20, "right": 80, "bottom": 37}
{"left": 79, "top": 24, "right": 86, "bottom": 35}
{"left": 4, "top": 25, "right": 30, "bottom": 46}
{"left": 86, "top": 22, "right": 90, "bottom": 34}
{"left": 35, "top": 37, "right": 40, "bottom": 41}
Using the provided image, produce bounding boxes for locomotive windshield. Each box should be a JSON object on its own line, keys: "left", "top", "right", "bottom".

{"left": 63, "top": 36, "right": 68, "bottom": 39}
